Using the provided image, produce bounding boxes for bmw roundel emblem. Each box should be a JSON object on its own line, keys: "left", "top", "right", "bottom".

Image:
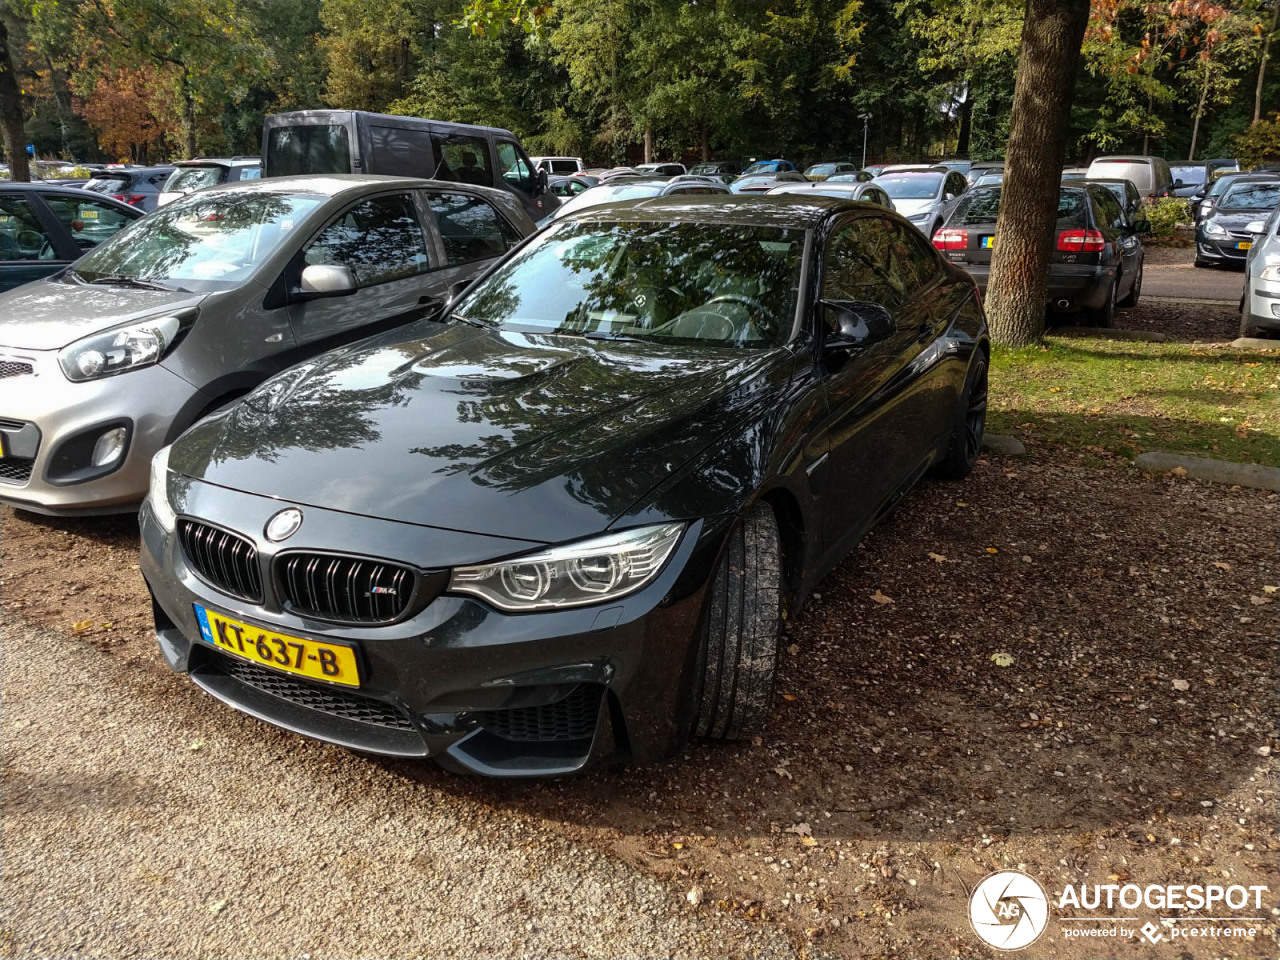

{"left": 264, "top": 507, "right": 303, "bottom": 542}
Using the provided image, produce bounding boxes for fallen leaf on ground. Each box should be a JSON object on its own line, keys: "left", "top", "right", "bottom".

{"left": 1172, "top": 679, "right": 1190, "bottom": 692}
{"left": 686, "top": 886, "right": 704, "bottom": 906}
{"left": 986, "top": 547, "right": 999, "bottom": 554}
{"left": 800, "top": 835, "right": 818, "bottom": 847}
{"left": 782, "top": 693, "right": 798, "bottom": 701}
{"left": 870, "top": 590, "right": 894, "bottom": 605}
{"left": 208, "top": 900, "right": 228, "bottom": 915}
{"left": 1213, "top": 561, "right": 1231, "bottom": 571}
{"left": 1170, "top": 466, "right": 1188, "bottom": 478}
{"left": 1249, "top": 595, "right": 1273, "bottom": 605}
{"left": 1264, "top": 585, "right": 1278, "bottom": 594}
{"left": 990, "top": 652, "right": 1014, "bottom": 668}
{"left": 787, "top": 643, "right": 799, "bottom": 656}
{"left": 786, "top": 822, "right": 813, "bottom": 837}
{"left": 71, "top": 620, "right": 92, "bottom": 633}
{"left": 928, "top": 552, "right": 947, "bottom": 563}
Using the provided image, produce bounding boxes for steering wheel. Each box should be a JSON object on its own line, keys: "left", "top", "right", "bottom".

{"left": 15, "top": 229, "right": 46, "bottom": 258}
{"left": 704, "top": 292, "right": 768, "bottom": 317}
{"left": 626, "top": 283, "right": 686, "bottom": 320}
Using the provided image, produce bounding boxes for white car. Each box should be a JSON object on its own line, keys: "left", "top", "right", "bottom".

{"left": 1241, "top": 204, "right": 1280, "bottom": 339}
{"left": 530, "top": 156, "right": 585, "bottom": 175}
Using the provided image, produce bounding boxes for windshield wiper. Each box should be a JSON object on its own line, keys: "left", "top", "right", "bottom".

{"left": 583, "top": 330, "right": 648, "bottom": 343}
{"left": 449, "top": 312, "right": 489, "bottom": 329}
{"left": 80, "top": 275, "right": 175, "bottom": 291}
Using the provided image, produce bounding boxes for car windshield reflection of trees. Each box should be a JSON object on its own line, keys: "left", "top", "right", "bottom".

{"left": 73, "top": 193, "right": 319, "bottom": 290}
{"left": 460, "top": 220, "right": 804, "bottom": 348}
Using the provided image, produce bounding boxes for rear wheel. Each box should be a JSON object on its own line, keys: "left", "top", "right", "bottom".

{"left": 1117, "top": 260, "right": 1142, "bottom": 308}
{"left": 934, "top": 352, "right": 988, "bottom": 480}
{"left": 693, "top": 502, "right": 781, "bottom": 741}
{"left": 1084, "top": 276, "right": 1117, "bottom": 327}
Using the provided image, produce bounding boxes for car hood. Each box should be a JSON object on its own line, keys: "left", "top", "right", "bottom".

{"left": 891, "top": 198, "right": 935, "bottom": 217}
{"left": 173, "top": 322, "right": 791, "bottom": 543}
{"left": 0, "top": 277, "right": 209, "bottom": 350}
{"left": 1208, "top": 210, "right": 1273, "bottom": 230}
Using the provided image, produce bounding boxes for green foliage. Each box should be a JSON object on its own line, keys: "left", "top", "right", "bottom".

{"left": 1233, "top": 114, "right": 1280, "bottom": 168}
{"left": 1142, "top": 196, "right": 1190, "bottom": 238}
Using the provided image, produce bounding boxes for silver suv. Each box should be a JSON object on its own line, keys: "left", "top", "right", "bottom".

{"left": 0, "top": 174, "right": 533, "bottom": 514}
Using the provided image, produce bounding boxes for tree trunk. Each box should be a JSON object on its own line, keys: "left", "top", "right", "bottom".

{"left": 700, "top": 125, "right": 709, "bottom": 162}
{"left": 1256, "top": 0, "right": 1278, "bottom": 125}
{"left": 956, "top": 90, "right": 973, "bottom": 157}
{"left": 1141, "top": 90, "right": 1152, "bottom": 154}
{"left": 1189, "top": 56, "right": 1211, "bottom": 161}
{"left": 643, "top": 123, "right": 653, "bottom": 163}
{"left": 0, "top": 15, "right": 28, "bottom": 182}
{"left": 47, "top": 61, "right": 76, "bottom": 160}
{"left": 181, "top": 76, "right": 197, "bottom": 159}
{"left": 985, "top": 0, "right": 1091, "bottom": 347}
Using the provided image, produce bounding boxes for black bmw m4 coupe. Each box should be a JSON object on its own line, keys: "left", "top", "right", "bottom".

{"left": 140, "top": 195, "right": 989, "bottom": 776}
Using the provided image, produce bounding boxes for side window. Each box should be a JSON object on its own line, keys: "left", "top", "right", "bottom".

{"left": 432, "top": 134, "right": 492, "bottom": 187}
{"left": 822, "top": 218, "right": 904, "bottom": 312}
{"left": 426, "top": 191, "right": 522, "bottom": 265}
{"left": 946, "top": 172, "right": 966, "bottom": 198}
{"left": 238, "top": 167, "right": 262, "bottom": 181}
{"left": 1093, "top": 189, "right": 1125, "bottom": 231}
{"left": 304, "top": 193, "right": 430, "bottom": 286}
{"left": 0, "top": 196, "right": 58, "bottom": 261}
{"left": 886, "top": 221, "right": 939, "bottom": 292}
{"left": 41, "top": 195, "right": 133, "bottom": 250}
{"left": 496, "top": 141, "right": 533, "bottom": 196}
{"left": 147, "top": 173, "right": 170, "bottom": 187}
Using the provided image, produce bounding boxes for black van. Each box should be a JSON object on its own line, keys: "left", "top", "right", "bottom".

{"left": 262, "top": 110, "right": 559, "bottom": 221}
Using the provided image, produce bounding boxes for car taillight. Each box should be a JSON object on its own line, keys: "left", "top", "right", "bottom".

{"left": 112, "top": 193, "right": 145, "bottom": 206}
{"left": 932, "top": 228, "right": 968, "bottom": 251}
{"left": 1056, "top": 228, "right": 1105, "bottom": 252}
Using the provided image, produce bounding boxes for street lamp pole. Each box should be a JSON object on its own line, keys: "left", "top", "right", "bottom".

{"left": 859, "top": 113, "right": 871, "bottom": 169}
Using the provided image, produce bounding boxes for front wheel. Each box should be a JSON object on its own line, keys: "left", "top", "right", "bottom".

{"left": 934, "top": 352, "right": 988, "bottom": 480}
{"left": 693, "top": 502, "right": 781, "bottom": 741}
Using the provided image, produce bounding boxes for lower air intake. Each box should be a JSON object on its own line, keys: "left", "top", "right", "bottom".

{"left": 475, "top": 685, "right": 604, "bottom": 742}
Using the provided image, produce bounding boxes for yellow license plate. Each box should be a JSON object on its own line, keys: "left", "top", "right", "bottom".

{"left": 78, "top": 209, "right": 99, "bottom": 219}
{"left": 1236, "top": 240, "right": 1252, "bottom": 251}
{"left": 981, "top": 236, "right": 995, "bottom": 248}
{"left": 193, "top": 604, "right": 360, "bottom": 686}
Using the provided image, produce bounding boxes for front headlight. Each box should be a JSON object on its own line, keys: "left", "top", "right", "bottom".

{"left": 1203, "top": 220, "right": 1229, "bottom": 239}
{"left": 450, "top": 522, "right": 685, "bottom": 612}
{"left": 146, "top": 444, "right": 176, "bottom": 532}
{"left": 908, "top": 211, "right": 930, "bottom": 222}
{"left": 1259, "top": 265, "right": 1280, "bottom": 282}
{"left": 58, "top": 314, "right": 185, "bottom": 382}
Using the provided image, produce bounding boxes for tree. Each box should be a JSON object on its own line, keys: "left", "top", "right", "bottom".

{"left": 77, "top": 64, "right": 174, "bottom": 160}
{"left": 1256, "top": 0, "right": 1278, "bottom": 124}
{"left": 320, "top": 0, "right": 446, "bottom": 112}
{"left": 984, "top": 0, "right": 1090, "bottom": 347}
{"left": 0, "top": 10, "right": 28, "bottom": 179}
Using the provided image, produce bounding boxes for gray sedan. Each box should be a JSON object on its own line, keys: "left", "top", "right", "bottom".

{"left": 872, "top": 169, "right": 969, "bottom": 236}
{"left": 766, "top": 180, "right": 895, "bottom": 210}
{"left": 0, "top": 174, "right": 534, "bottom": 514}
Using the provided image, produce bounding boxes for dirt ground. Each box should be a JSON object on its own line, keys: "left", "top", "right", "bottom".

{"left": 4, "top": 447, "right": 1277, "bottom": 957}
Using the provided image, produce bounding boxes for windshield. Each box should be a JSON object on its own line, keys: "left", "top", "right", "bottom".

{"left": 455, "top": 219, "right": 804, "bottom": 348}
{"left": 876, "top": 174, "right": 943, "bottom": 199}
{"left": 554, "top": 183, "right": 664, "bottom": 218}
{"left": 1218, "top": 181, "right": 1280, "bottom": 211}
{"left": 164, "top": 165, "right": 227, "bottom": 193}
{"left": 689, "top": 164, "right": 723, "bottom": 175}
{"left": 84, "top": 174, "right": 131, "bottom": 194}
{"left": 743, "top": 162, "right": 781, "bottom": 176}
{"left": 975, "top": 173, "right": 1003, "bottom": 187}
{"left": 806, "top": 164, "right": 838, "bottom": 176}
{"left": 72, "top": 191, "right": 325, "bottom": 291}
{"left": 1170, "top": 165, "right": 1203, "bottom": 185}
{"left": 1207, "top": 175, "right": 1245, "bottom": 197}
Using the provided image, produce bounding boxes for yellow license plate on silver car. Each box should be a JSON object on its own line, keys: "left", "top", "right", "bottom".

{"left": 193, "top": 604, "right": 360, "bottom": 686}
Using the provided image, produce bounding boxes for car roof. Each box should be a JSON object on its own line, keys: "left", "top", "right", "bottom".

{"left": 174, "top": 157, "right": 260, "bottom": 168}
{"left": 195, "top": 173, "right": 474, "bottom": 198}
{"left": 556, "top": 193, "right": 861, "bottom": 228}
{"left": 0, "top": 182, "right": 142, "bottom": 210}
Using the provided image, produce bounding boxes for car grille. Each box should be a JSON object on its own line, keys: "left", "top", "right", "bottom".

{"left": 179, "top": 519, "right": 263, "bottom": 602}
{"left": 475, "top": 685, "right": 603, "bottom": 742}
{"left": 212, "top": 652, "right": 415, "bottom": 730}
{"left": 0, "top": 360, "right": 33, "bottom": 379}
{"left": 277, "top": 553, "right": 415, "bottom": 623}
{"left": 0, "top": 456, "right": 33, "bottom": 484}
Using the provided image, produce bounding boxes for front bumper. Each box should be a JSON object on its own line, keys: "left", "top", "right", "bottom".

{"left": 1196, "top": 234, "right": 1252, "bottom": 265}
{"left": 951, "top": 262, "right": 1112, "bottom": 311}
{"left": 1246, "top": 278, "right": 1280, "bottom": 332}
{"left": 140, "top": 479, "right": 729, "bottom": 776}
{"left": 0, "top": 350, "right": 204, "bottom": 514}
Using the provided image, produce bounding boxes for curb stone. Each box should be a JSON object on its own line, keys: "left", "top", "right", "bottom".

{"left": 1230, "top": 337, "right": 1280, "bottom": 351}
{"left": 1055, "top": 327, "right": 1168, "bottom": 343}
{"left": 1134, "top": 452, "right": 1280, "bottom": 493}
{"left": 981, "top": 434, "right": 1026, "bottom": 456}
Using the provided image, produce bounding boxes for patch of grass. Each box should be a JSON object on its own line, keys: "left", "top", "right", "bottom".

{"left": 989, "top": 337, "right": 1280, "bottom": 466}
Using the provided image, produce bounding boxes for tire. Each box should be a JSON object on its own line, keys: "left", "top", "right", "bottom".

{"left": 934, "top": 351, "right": 988, "bottom": 481}
{"left": 1194, "top": 258, "right": 1211, "bottom": 269}
{"left": 693, "top": 501, "right": 781, "bottom": 741}
{"left": 1240, "top": 312, "right": 1261, "bottom": 340}
{"left": 1117, "top": 259, "right": 1142, "bottom": 308}
{"left": 1084, "top": 276, "right": 1117, "bottom": 327}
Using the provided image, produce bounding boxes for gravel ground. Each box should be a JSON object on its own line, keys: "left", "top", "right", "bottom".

{"left": 1, "top": 618, "right": 797, "bottom": 959}
{"left": 3, "top": 454, "right": 1277, "bottom": 958}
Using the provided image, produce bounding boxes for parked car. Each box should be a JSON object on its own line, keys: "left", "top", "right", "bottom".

{"left": 546, "top": 177, "right": 729, "bottom": 223}
{"left": 972, "top": 171, "right": 1004, "bottom": 188}
{"left": 687, "top": 160, "right": 743, "bottom": 182}
{"left": 1169, "top": 163, "right": 1206, "bottom": 199}
{"left": 881, "top": 163, "right": 946, "bottom": 174}
{"left": 1240, "top": 206, "right": 1280, "bottom": 338}
{"left": 872, "top": 169, "right": 968, "bottom": 235}
{"left": 634, "top": 162, "right": 688, "bottom": 178}
{"left": 262, "top": 109, "right": 558, "bottom": 222}
{"left": 0, "top": 184, "right": 142, "bottom": 292}
{"left": 1084, "top": 177, "right": 1143, "bottom": 222}
{"left": 933, "top": 182, "right": 1145, "bottom": 326}
{"left": 138, "top": 193, "right": 990, "bottom": 774}
{"left": 0, "top": 175, "right": 535, "bottom": 514}
{"left": 1060, "top": 167, "right": 1090, "bottom": 180}
{"left": 158, "top": 158, "right": 262, "bottom": 206}
{"left": 548, "top": 175, "right": 591, "bottom": 198}
{"left": 1195, "top": 175, "right": 1280, "bottom": 269}
{"left": 1205, "top": 158, "right": 1239, "bottom": 179}
{"left": 803, "top": 161, "right": 859, "bottom": 181}
{"left": 730, "top": 172, "right": 808, "bottom": 194}
{"left": 967, "top": 161, "right": 1004, "bottom": 185}
{"left": 82, "top": 165, "right": 176, "bottom": 212}
{"left": 827, "top": 171, "right": 875, "bottom": 183}
{"left": 766, "top": 180, "right": 894, "bottom": 209}
{"left": 933, "top": 160, "right": 972, "bottom": 176}
{"left": 740, "top": 159, "right": 797, "bottom": 176}
{"left": 1193, "top": 170, "right": 1256, "bottom": 223}
{"left": 1084, "top": 155, "right": 1174, "bottom": 200}
{"left": 861, "top": 164, "right": 890, "bottom": 177}
{"left": 530, "top": 156, "right": 585, "bottom": 175}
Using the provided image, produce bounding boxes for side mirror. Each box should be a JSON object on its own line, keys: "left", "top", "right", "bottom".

{"left": 945, "top": 192, "right": 957, "bottom": 202}
{"left": 297, "top": 263, "right": 356, "bottom": 299}
{"left": 536, "top": 168, "right": 549, "bottom": 195}
{"left": 1246, "top": 220, "right": 1267, "bottom": 235}
{"left": 1132, "top": 218, "right": 1151, "bottom": 234}
{"left": 820, "top": 299, "right": 895, "bottom": 351}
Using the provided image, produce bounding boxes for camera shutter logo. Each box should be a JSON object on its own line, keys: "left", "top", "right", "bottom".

{"left": 264, "top": 507, "right": 303, "bottom": 543}
{"left": 968, "top": 870, "right": 1050, "bottom": 951}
